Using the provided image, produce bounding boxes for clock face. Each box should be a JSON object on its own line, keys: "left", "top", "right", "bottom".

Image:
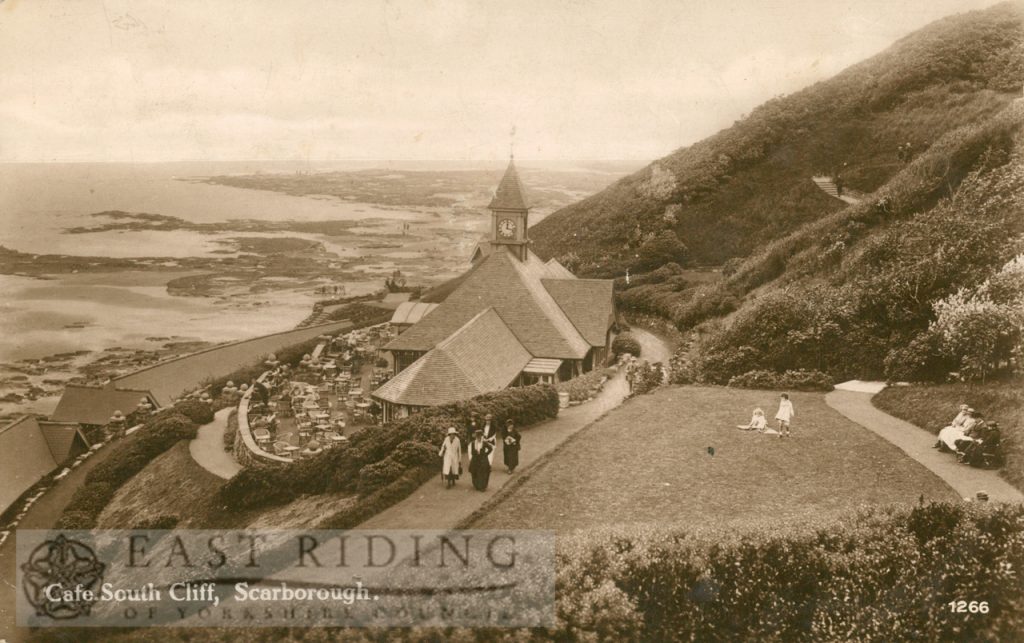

{"left": 498, "top": 218, "right": 517, "bottom": 238}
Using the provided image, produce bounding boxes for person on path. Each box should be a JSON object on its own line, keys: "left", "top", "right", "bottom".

{"left": 438, "top": 427, "right": 462, "bottom": 488}
{"left": 503, "top": 419, "right": 521, "bottom": 474}
{"left": 775, "top": 393, "right": 794, "bottom": 438}
{"left": 466, "top": 415, "right": 480, "bottom": 445}
{"left": 482, "top": 413, "right": 498, "bottom": 466}
{"left": 468, "top": 429, "right": 493, "bottom": 491}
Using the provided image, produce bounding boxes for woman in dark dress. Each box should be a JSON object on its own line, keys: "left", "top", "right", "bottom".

{"left": 468, "top": 429, "right": 493, "bottom": 491}
{"left": 503, "top": 419, "right": 521, "bottom": 474}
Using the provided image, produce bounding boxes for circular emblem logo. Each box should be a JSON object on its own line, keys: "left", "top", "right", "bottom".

{"left": 21, "top": 534, "right": 106, "bottom": 619}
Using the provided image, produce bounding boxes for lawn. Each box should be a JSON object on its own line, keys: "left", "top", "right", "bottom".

{"left": 470, "top": 386, "right": 957, "bottom": 531}
{"left": 873, "top": 379, "right": 1023, "bottom": 492}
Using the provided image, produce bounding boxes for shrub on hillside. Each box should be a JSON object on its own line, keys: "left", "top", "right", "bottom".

{"left": 57, "top": 511, "right": 97, "bottom": 530}
{"left": 612, "top": 333, "right": 642, "bottom": 358}
{"left": 67, "top": 481, "right": 117, "bottom": 516}
{"left": 883, "top": 331, "right": 955, "bottom": 382}
{"left": 553, "top": 503, "right": 1024, "bottom": 641}
{"left": 630, "top": 361, "right": 665, "bottom": 395}
{"left": 357, "top": 457, "right": 407, "bottom": 496}
{"left": 728, "top": 369, "right": 834, "bottom": 392}
{"left": 172, "top": 399, "right": 215, "bottom": 425}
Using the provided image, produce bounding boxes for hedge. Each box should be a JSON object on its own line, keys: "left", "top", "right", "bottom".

{"left": 552, "top": 502, "right": 1024, "bottom": 641}
{"left": 58, "top": 410, "right": 199, "bottom": 529}
{"left": 220, "top": 384, "right": 559, "bottom": 511}
{"left": 557, "top": 368, "right": 613, "bottom": 402}
{"left": 728, "top": 369, "right": 835, "bottom": 392}
{"left": 612, "top": 333, "right": 642, "bottom": 358}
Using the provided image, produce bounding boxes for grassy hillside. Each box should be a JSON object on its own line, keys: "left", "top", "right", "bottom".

{"left": 532, "top": 3, "right": 1022, "bottom": 273}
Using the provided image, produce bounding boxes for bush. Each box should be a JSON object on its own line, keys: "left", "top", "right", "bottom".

{"left": 630, "top": 361, "right": 666, "bottom": 395}
{"left": 612, "top": 333, "right": 642, "bottom": 358}
{"left": 133, "top": 515, "right": 180, "bottom": 530}
{"left": 56, "top": 511, "right": 96, "bottom": 530}
{"left": 728, "top": 369, "right": 835, "bottom": 392}
{"left": 172, "top": 399, "right": 215, "bottom": 425}
{"left": 883, "top": 330, "right": 955, "bottom": 382}
{"left": 554, "top": 503, "right": 1024, "bottom": 641}
{"left": 357, "top": 457, "right": 408, "bottom": 496}
{"left": 67, "top": 481, "right": 117, "bottom": 517}
{"left": 557, "top": 369, "right": 608, "bottom": 402}
{"left": 57, "top": 411, "right": 199, "bottom": 528}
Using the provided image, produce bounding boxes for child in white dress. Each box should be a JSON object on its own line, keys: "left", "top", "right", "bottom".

{"left": 775, "top": 393, "right": 794, "bottom": 438}
{"left": 737, "top": 408, "right": 767, "bottom": 431}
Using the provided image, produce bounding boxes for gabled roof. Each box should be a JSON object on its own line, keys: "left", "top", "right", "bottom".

{"left": 0, "top": 416, "right": 69, "bottom": 513}
{"left": 488, "top": 159, "right": 531, "bottom": 210}
{"left": 38, "top": 421, "right": 89, "bottom": 462}
{"left": 544, "top": 258, "right": 575, "bottom": 279}
{"left": 390, "top": 301, "right": 440, "bottom": 325}
{"left": 542, "top": 278, "right": 615, "bottom": 347}
{"left": 51, "top": 382, "right": 158, "bottom": 426}
{"left": 385, "top": 248, "right": 592, "bottom": 359}
{"left": 373, "top": 308, "right": 532, "bottom": 407}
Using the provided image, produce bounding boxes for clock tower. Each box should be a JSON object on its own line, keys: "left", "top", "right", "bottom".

{"left": 487, "top": 157, "right": 531, "bottom": 261}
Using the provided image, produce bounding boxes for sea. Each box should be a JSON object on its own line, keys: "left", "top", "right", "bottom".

{"left": 0, "top": 160, "right": 636, "bottom": 416}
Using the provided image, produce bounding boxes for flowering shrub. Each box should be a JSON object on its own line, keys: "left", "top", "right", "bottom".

{"left": 931, "top": 254, "right": 1024, "bottom": 381}
{"left": 630, "top": 361, "right": 665, "bottom": 395}
{"left": 728, "top": 369, "right": 834, "bottom": 391}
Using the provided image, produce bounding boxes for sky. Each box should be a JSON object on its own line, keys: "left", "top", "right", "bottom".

{"left": 0, "top": 0, "right": 1004, "bottom": 162}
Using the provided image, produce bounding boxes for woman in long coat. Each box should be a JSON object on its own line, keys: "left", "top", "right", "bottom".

{"left": 503, "top": 419, "right": 521, "bottom": 474}
{"left": 438, "top": 427, "right": 462, "bottom": 488}
{"left": 468, "top": 429, "right": 493, "bottom": 491}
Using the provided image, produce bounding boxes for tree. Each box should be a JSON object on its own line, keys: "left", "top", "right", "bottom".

{"left": 634, "top": 230, "right": 688, "bottom": 271}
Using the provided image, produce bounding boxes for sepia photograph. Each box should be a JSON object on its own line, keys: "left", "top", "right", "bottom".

{"left": 1, "top": 0, "right": 1022, "bottom": 640}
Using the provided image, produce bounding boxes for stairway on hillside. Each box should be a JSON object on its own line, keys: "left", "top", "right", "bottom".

{"left": 811, "top": 176, "right": 863, "bottom": 205}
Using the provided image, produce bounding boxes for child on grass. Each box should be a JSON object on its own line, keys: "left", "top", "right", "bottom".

{"left": 737, "top": 408, "right": 767, "bottom": 432}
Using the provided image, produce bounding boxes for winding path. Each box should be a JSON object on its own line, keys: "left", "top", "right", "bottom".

{"left": 189, "top": 407, "right": 241, "bottom": 479}
{"left": 357, "top": 328, "right": 669, "bottom": 529}
{"left": 826, "top": 383, "right": 1022, "bottom": 504}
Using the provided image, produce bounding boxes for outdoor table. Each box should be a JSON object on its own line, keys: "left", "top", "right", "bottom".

{"left": 302, "top": 399, "right": 319, "bottom": 410}
{"left": 272, "top": 441, "right": 291, "bottom": 455}
{"left": 284, "top": 445, "right": 301, "bottom": 454}
{"left": 355, "top": 402, "right": 371, "bottom": 409}
{"left": 253, "top": 428, "right": 272, "bottom": 442}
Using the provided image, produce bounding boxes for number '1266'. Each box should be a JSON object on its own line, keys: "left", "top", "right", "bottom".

{"left": 948, "top": 600, "right": 989, "bottom": 614}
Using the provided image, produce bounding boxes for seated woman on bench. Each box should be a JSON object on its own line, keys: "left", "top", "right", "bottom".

{"left": 937, "top": 408, "right": 979, "bottom": 452}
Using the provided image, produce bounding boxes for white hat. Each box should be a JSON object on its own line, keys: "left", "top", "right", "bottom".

{"left": 447, "top": 427, "right": 457, "bottom": 435}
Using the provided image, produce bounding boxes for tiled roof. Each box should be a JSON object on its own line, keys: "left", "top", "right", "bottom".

{"left": 51, "top": 382, "right": 158, "bottom": 426}
{"left": 523, "top": 358, "right": 562, "bottom": 375}
{"left": 488, "top": 159, "right": 531, "bottom": 210}
{"left": 38, "top": 421, "right": 88, "bottom": 461}
{"left": 390, "top": 301, "right": 440, "bottom": 325}
{"left": 373, "top": 308, "right": 532, "bottom": 407}
{"left": 544, "top": 258, "right": 575, "bottom": 279}
{"left": 0, "top": 416, "right": 61, "bottom": 513}
{"left": 542, "top": 278, "right": 615, "bottom": 347}
{"left": 385, "top": 248, "right": 592, "bottom": 359}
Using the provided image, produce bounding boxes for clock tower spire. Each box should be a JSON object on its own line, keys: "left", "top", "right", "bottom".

{"left": 488, "top": 156, "right": 531, "bottom": 261}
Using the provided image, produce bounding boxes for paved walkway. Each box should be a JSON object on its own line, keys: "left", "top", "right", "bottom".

{"left": 358, "top": 328, "right": 667, "bottom": 529}
{"left": 189, "top": 407, "right": 242, "bottom": 479}
{"left": 825, "top": 388, "right": 1023, "bottom": 504}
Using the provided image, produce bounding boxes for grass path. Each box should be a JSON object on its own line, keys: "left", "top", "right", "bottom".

{"left": 188, "top": 407, "right": 241, "bottom": 479}
{"left": 356, "top": 328, "right": 668, "bottom": 529}
{"left": 826, "top": 389, "right": 1023, "bottom": 503}
{"left": 469, "top": 386, "right": 957, "bottom": 531}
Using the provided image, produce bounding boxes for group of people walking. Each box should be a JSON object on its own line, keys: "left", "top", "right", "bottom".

{"left": 934, "top": 404, "right": 1003, "bottom": 468}
{"left": 438, "top": 413, "right": 522, "bottom": 491}
{"left": 737, "top": 393, "right": 795, "bottom": 437}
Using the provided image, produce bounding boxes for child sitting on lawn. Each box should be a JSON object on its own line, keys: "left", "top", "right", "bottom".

{"left": 737, "top": 408, "right": 767, "bottom": 432}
